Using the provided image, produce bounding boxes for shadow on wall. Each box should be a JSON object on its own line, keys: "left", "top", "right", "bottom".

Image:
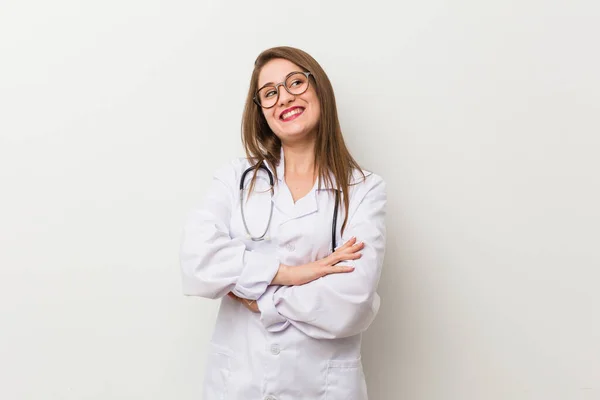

{"left": 361, "top": 206, "right": 416, "bottom": 399}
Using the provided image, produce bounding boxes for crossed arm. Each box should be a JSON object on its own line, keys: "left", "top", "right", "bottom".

{"left": 180, "top": 162, "right": 387, "bottom": 339}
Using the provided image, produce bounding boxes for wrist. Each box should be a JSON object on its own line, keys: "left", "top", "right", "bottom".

{"left": 271, "top": 263, "right": 289, "bottom": 285}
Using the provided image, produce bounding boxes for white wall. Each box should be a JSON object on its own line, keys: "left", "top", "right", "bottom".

{"left": 1, "top": 1, "right": 598, "bottom": 399}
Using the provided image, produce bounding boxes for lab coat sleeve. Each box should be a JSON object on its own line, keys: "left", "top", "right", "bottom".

{"left": 256, "top": 175, "right": 387, "bottom": 339}
{"left": 179, "top": 161, "right": 280, "bottom": 300}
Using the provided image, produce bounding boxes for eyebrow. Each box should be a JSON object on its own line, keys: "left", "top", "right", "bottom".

{"left": 258, "top": 81, "right": 275, "bottom": 90}
{"left": 257, "top": 71, "right": 302, "bottom": 91}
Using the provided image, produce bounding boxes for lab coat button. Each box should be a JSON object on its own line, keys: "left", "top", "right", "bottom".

{"left": 270, "top": 344, "right": 280, "bottom": 355}
{"left": 286, "top": 243, "right": 295, "bottom": 252}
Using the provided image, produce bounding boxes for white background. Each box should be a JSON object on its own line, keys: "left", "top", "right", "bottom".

{"left": 1, "top": 1, "right": 599, "bottom": 399}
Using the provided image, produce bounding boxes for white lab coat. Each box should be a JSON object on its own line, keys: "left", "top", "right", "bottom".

{"left": 180, "top": 149, "right": 387, "bottom": 400}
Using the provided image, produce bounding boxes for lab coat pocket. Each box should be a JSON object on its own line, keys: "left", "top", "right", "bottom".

{"left": 325, "top": 358, "right": 367, "bottom": 400}
{"left": 202, "top": 342, "right": 235, "bottom": 400}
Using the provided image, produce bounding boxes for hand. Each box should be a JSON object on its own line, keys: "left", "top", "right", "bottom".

{"left": 272, "top": 237, "right": 364, "bottom": 286}
{"left": 227, "top": 292, "right": 259, "bottom": 313}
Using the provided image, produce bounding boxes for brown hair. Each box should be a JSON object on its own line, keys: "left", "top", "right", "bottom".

{"left": 241, "top": 46, "right": 364, "bottom": 235}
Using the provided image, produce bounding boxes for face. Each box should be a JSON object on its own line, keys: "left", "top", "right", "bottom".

{"left": 257, "top": 58, "right": 321, "bottom": 143}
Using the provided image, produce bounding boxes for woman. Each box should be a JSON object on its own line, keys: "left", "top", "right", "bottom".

{"left": 180, "top": 46, "right": 387, "bottom": 400}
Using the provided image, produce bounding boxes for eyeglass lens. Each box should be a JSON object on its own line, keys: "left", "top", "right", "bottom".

{"left": 256, "top": 72, "right": 309, "bottom": 108}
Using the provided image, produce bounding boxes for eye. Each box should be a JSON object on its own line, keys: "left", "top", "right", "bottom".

{"left": 289, "top": 80, "right": 301, "bottom": 87}
{"left": 264, "top": 90, "right": 277, "bottom": 98}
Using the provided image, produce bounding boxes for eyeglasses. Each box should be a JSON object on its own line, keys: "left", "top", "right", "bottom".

{"left": 254, "top": 71, "right": 312, "bottom": 109}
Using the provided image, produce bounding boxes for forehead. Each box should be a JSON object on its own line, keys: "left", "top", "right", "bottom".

{"left": 258, "top": 58, "right": 303, "bottom": 87}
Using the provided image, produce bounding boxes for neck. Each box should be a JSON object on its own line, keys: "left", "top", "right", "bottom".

{"left": 281, "top": 139, "right": 316, "bottom": 177}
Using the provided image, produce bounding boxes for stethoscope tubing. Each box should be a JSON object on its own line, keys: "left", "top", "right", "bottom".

{"left": 240, "top": 164, "right": 338, "bottom": 254}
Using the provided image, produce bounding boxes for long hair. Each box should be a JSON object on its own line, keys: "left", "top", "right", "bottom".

{"left": 241, "top": 46, "right": 364, "bottom": 235}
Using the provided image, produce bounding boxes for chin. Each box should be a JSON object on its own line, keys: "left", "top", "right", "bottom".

{"left": 268, "top": 117, "right": 319, "bottom": 142}
{"left": 280, "top": 121, "right": 318, "bottom": 137}
{"left": 279, "top": 130, "right": 316, "bottom": 144}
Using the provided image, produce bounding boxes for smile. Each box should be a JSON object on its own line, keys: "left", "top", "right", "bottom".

{"left": 280, "top": 106, "right": 305, "bottom": 121}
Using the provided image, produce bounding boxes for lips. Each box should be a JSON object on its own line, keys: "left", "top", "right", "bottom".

{"left": 279, "top": 106, "right": 305, "bottom": 121}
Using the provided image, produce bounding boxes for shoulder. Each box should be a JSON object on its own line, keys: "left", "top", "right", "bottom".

{"left": 212, "top": 157, "right": 255, "bottom": 185}
{"left": 348, "top": 168, "right": 386, "bottom": 199}
{"left": 340, "top": 168, "right": 387, "bottom": 230}
{"left": 344, "top": 168, "right": 386, "bottom": 218}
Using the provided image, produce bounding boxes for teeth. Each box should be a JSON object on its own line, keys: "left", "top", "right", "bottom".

{"left": 282, "top": 108, "right": 303, "bottom": 119}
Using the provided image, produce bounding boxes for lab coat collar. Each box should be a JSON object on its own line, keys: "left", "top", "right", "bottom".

{"left": 271, "top": 147, "right": 333, "bottom": 221}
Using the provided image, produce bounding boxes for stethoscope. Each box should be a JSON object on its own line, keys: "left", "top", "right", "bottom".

{"left": 240, "top": 164, "right": 340, "bottom": 254}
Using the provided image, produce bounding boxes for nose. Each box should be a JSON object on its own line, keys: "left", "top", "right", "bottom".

{"left": 278, "top": 85, "right": 295, "bottom": 106}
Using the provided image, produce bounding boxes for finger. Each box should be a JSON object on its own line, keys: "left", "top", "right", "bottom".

{"left": 227, "top": 292, "right": 240, "bottom": 301}
{"left": 335, "top": 249, "right": 363, "bottom": 263}
{"left": 327, "top": 239, "right": 359, "bottom": 263}
{"left": 244, "top": 300, "right": 258, "bottom": 312}
{"left": 350, "top": 241, "right": 365, "bottom": 251}
{"left": 339, "top": 241, "right": 364, "bottom": 255}
{"left": 326, "top": 265, "right": 355, "bottom": 274}
{"left": 335, "top": 237, "right": 357, "bottom": 251}
{"left": 344, "top": 251, "right": 362, "bottom": 260}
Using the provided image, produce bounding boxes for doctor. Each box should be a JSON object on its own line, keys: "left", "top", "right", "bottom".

{"left": 180, "top": 46, "right": 387, "bottom": 400}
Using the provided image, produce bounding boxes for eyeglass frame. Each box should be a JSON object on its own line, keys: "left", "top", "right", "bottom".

{"left": 253, "top": 71, "right": 313, "bottom": 109}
